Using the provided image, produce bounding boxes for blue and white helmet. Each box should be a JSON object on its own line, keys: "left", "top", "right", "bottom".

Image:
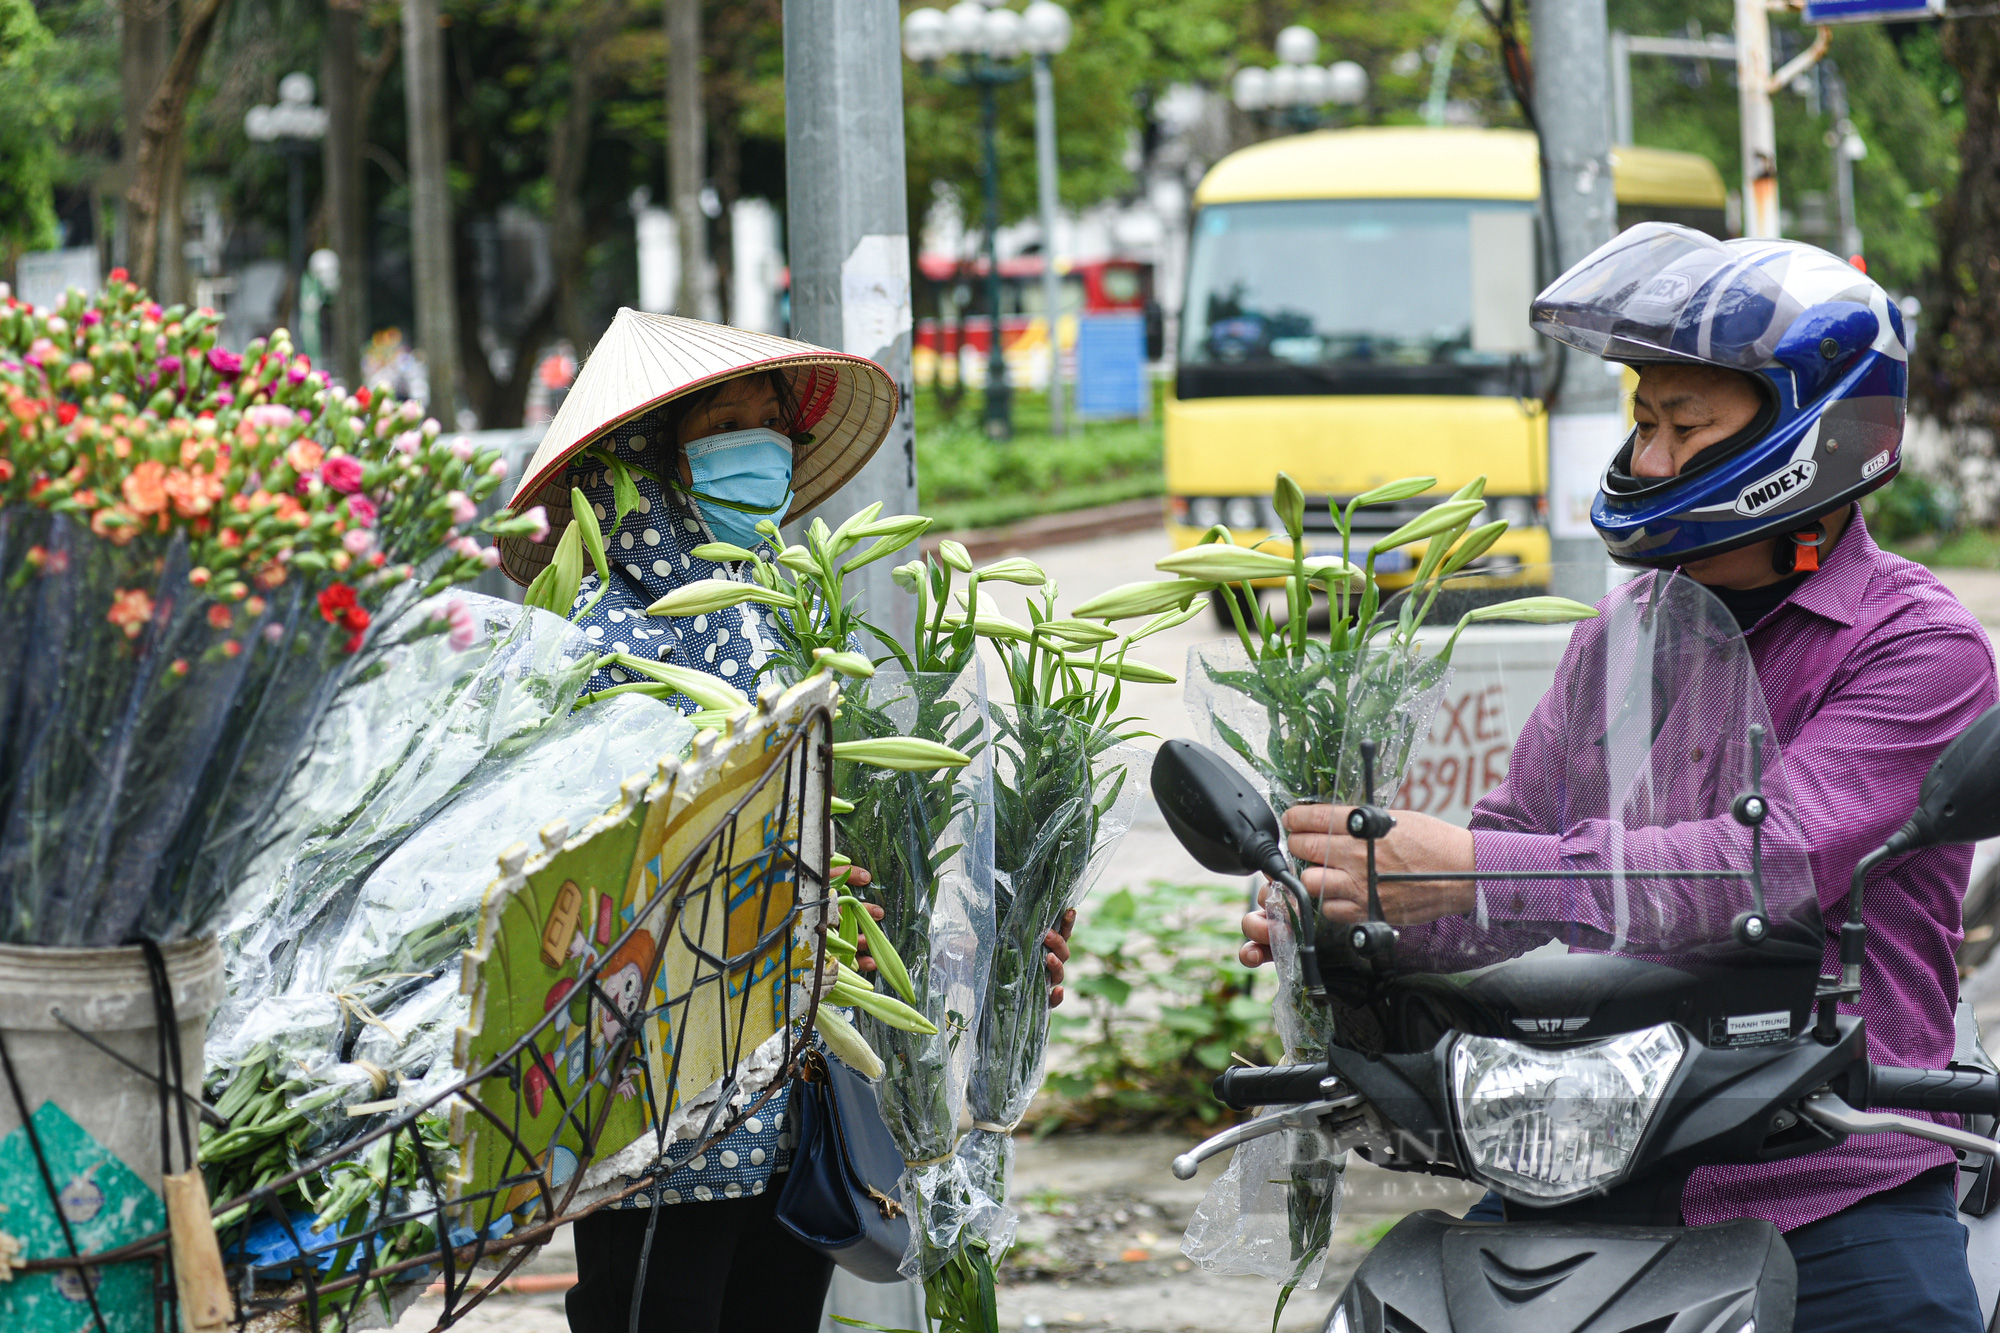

{"left": 1530, "top": 222, "right": 1907, "bottom": 568}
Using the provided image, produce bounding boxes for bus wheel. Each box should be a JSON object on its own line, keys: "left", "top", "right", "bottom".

{"left": 1210, "top": 585, "right": 1260, "bottom": 628}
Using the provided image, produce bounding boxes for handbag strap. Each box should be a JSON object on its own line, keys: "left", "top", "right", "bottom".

{"left": 797, "top": 1048, "right": 904, "bottom": 1222}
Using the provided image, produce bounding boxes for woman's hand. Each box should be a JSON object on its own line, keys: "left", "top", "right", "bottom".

{"left": 1238, "top": 806, "right": 1476, "bottom": 967}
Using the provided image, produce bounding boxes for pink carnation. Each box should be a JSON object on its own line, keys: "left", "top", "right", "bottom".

{"left": 245, "top": 403, "right": 293, "bottom": 429}
{"left": 446, "top": 490, "right": 477, "bottom": 523}
{"left": 206, "top": 347, "right": 243, "bottom": 377}
{"left": 488, "top": 457, "right": 509, "bottom": 480}
{"left": 393, "top": 431, "right": 420, "bottom": 456}
{"left": 451, "top": 536, "right": 483, "bottom": 561}
{"left": 444, "top": 597, "right": 478, "bottom": 651}
{"left": 342, "top": 528, "right": 375, "bottom": 555}
{"left": 450, "top": 436, "right": 474, "bottom": 461}
{"left": 479, "top": 544, "right": 501, "bottom": 568}
{"left": 321, "top": 455, "right": 364, "bottom": 494}
{"left": 346, "top": 494, "right": 378, "bottom": 527}
{"left": 523, "top": 505, "right": 550, "bottom": 544}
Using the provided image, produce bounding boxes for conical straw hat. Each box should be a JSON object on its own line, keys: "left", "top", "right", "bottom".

{"left": 499, "top": 308, "right": 899, "bottom": 586}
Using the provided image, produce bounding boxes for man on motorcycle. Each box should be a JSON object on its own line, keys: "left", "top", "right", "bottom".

{"left": 1239, "top": 225, "right": 1999, "bottom": 1331}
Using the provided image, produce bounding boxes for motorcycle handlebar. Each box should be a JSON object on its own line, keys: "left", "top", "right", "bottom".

{"left": 1865, "top": 1065, "right": 2000, "bottom": 1117}
{"left": 1213, "top": 1063, "right": 1327, "bottom": 1111}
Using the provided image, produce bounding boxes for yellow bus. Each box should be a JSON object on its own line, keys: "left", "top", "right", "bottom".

{"left": 1166, "top": 126, "right": 1726, "bottom": 602}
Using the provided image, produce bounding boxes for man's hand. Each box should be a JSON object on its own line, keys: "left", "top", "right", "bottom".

{"left": 1238, "top": 805, "right": 1476, "bottom": 967}
{"left": 847, "top": 872, "right": 1074, "bottom": 1008}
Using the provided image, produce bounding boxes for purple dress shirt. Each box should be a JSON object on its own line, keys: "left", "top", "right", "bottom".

{"left": 1468, "top": 508, "right": 1997, "bottom": 1232}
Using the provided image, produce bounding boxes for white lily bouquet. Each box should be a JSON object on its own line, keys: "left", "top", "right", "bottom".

{"left": 1084, "top": 473, "right": 1597, "bottom": 1306}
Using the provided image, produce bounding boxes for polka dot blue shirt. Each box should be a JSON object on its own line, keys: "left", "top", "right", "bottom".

{"left": 562, "top": 415, "right": 799, "bottom": 1206}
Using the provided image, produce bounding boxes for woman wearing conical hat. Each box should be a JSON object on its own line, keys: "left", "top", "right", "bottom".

{"left": 502, "top": 310, "right": 898, "bottom": 1331}
{"left": 502, "top": 311, "right": 1074, "bottom": 1332}
{"left": 501, "top": 308, "right": 899, "bottom": 705}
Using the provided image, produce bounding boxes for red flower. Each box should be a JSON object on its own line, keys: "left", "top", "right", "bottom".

{"left": 109, "top": 267, "right": 129, "bottom": 283}
{"left": 56, "top": 403, "right": 76, "bottom": 426}
{"left": 342, "top": 605, "right": 371, "bottom": 633}
{"left": 317, "top": 582, "right": 359, "bottom": 624}
{"left": 355, "top": 387, "right": 372, "bottom": 408}
{"left": 206, "top": 604, "right": 233, "bottom": 630}
{"left": 343, "top": 630, "right": 367, "bottom": 654}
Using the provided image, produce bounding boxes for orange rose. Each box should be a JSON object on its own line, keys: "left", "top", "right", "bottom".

{"left": 122, "top": 460, "right": 168, "bottom": 516}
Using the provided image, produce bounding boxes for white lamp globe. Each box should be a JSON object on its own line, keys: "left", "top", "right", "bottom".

{"left": 1268, "top": 62, "right": 1301, "bottom": 108}
{"left": 1231, "top": 65, "right": 1271, "bottom": 111}
{"left": 903, "top": 7, "right": 950, "bottom": 62}
{"left": 1275, "top": 25, "right": 1319, "bottom": 67}
{"left": 944, "top": 0, "right": 988, "bottom": 55}
{"left": 1021, "top": 0, "right": 1072, "bottom": 56}
{"left": 1328, "top": 59, "right": 1370, "bottom": 105}
{"left": 1294, "top": 63, "right": 1330, "bottom": 105}
{"left": 983, "top": 6, "right": 1025, "bottom": 59}
{"left": 1842, "top": 132, "right": 1868, "bottom": 162}
{"left": 278, "top": 71, "right": 316, "bottom": 105}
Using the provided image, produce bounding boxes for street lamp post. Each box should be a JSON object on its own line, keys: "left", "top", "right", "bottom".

{"left": 1230, "top": 25, "right": 1368, "bottom": 133}
{"left": 245, "top": 73, "right": 330, "bottom": 329}
{"left": 905, "top": 1, "right": 1069, "bottom": 442}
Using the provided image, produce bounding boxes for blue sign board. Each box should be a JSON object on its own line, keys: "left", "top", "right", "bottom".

{"left": 1075, "top": 313, "right": 1147, "bottom": 421}
{"left": 1802, "top": 0, "right": 1941, "bottom": 23}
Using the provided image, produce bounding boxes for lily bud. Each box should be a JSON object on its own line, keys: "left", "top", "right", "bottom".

{"left": 831, "top": 737, "right": 973, "bottom": 772}
{"left": 937, "top": 539, "right": 973, "bottom": 573}
{"left": 647, "top": 579, "right": 795, "bottom": 618}
{"left": 1155, "top": 546, "right": 1298, "bottom": 582}
{"left": 1064, "top": 655, "right": 1176, "bottom": 684}
{"left": 1372, "top": 499, "right": 1486, "bottom": 554}
{"left": 1068, "top": 579, "right": 1212, "bottom": 620}
{"left": 609, "top": 652, "right": 751, "bottom": 711}
{"left": 974, "top": 555, "right": 1047, "bottom": 585}
{"left": 813, "top": 649, "right": 876, "bottom": 679}
{"left": 890, "top": 560, "right": 924, "bottom": 592}
{"left": 1035, "top": 618, "right": 1120, "bottom": 646}
{"left": 1273, "top": 472, "right": 1306, "bottom": 541}
{"left": 693, "top": 541, "right": 761, "bottom": 564}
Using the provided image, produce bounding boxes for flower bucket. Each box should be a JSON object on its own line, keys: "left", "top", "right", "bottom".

{"left": 0, "top": 937, "right": 223, "bottom": 1332}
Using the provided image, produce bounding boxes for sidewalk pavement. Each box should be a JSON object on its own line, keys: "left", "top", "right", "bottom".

{"left": 388, "top": 1134, "right": 1480, "bottom": 1333}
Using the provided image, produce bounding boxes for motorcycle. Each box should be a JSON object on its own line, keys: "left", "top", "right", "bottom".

{"left": 1155, "top": 571, "right": 2000, "bottom": 1333}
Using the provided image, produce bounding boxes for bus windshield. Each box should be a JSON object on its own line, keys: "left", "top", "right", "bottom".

{"left": 1179, "top": 198, "right": 1537, "bottom": 398}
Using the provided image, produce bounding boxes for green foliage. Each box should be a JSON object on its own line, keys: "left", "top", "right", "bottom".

{"left": 1045, "top": 880, "right": 1278, "bottom": 1128}
{"left": 0, "top": 0, "right": 64, "bottom": 260}
{"left": 1863, "top": 470, "right": 1960, "bottom": 544}
{"left": 1608, "top": 0, "right": 1956, "bottom": 294}
{"left": 915, "top": 388, "right": 1164, "bottom": 532}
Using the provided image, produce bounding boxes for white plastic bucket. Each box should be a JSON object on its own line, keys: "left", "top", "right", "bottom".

{"left": 0, "top": 937, "right": 224, "bottom": 1332}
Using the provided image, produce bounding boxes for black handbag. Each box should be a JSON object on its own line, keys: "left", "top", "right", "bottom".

{"left": 773, "top": 1046, "right": 913, "bottom": 1283}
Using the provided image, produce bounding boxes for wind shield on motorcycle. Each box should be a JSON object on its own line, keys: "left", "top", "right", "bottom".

{"left": 1334, "top": 570, "right": 1822, "bottom": 1055}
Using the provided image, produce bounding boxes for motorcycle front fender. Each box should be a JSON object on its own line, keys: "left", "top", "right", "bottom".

{"left": 1321, "top": 1209, "right": 1795, "bottom": 1333}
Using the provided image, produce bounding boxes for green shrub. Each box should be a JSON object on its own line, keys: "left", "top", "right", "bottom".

{"left": 914, "top": 386, "right": 1165, "bottom": 531}
{"left": 1043, "top": 880, "right": 1280, "bottom": 1131}
{"left": 1863, "top": 470, "right": 1959, "bottom": 544}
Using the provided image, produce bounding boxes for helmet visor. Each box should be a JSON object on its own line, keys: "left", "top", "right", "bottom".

{"left": 1531, "top": 222, "right": 1805, "bottom": 372}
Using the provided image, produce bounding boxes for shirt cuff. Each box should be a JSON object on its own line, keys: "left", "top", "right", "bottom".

{"left": 1470, "top": 829, "right": 1566, "bottom": 921}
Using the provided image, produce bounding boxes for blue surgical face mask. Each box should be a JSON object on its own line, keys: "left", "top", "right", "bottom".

{"left": 680, "top": 427, "right": 795, "bottom": 550}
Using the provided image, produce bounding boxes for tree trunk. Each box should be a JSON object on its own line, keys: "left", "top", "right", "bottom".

{"left": 713, "top": 113, "right": 740, "bottom": 325}
{"left": 403, "top": 0, "right": 460, "bottom": 421}
{"left": 324, "top": 0, "right": 367, "bottom": 386}
{"left": 1922, "top": 17, "right": 2000, "bottom": 450}
{"left": 455, "top": 220, "right": 557, "bottom": 428}
{"left": 548, "top": 1, "right": 627, "bottom": 353}
{"left": 118, "top": 0, "right": 171, "bottom": 272}
{"left": 123, "top": 0, "right": 227, "bottom": 292}
{"left": 667, "top": 0, "right": 711, "bottom": 319}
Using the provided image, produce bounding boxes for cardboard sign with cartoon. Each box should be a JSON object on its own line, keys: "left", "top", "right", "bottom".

{"left": 451, "top": 676, "right": 833, "bottom": 1221}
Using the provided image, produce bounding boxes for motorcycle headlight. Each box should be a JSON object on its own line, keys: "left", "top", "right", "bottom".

{"left": 1450, "top": 1022, "right": 1686, "bottom": 1205}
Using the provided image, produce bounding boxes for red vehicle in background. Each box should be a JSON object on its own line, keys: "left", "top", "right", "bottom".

{"left": 912, "top": 254, "right": 1161, "bottom": 391}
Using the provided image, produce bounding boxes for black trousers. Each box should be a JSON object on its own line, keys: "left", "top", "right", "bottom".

{"left": 566, "top": 1187, "right": 835, "bottom": 1333}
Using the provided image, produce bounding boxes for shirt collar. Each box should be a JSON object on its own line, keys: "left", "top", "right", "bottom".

{"left": 1771, "top": 503, "right": 1875, "bottom": 630}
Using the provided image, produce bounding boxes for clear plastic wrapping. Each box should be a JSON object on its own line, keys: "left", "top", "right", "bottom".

{"left": 829, "top": 664, "right": 996, "bottom": 1278}
{"left": 209, "top": 594, "right": 692, "bottom": 1122}
{"left": 957, "top": 709, "right": 1143, "bottom": 1251}
{"left": 0, "top": 512, "right": 361, "bottom": 945}
{"left": 1180, "top": 637, "right": 1450, "bottom": 1287}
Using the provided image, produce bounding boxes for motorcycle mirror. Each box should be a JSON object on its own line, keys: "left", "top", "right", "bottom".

{"left": 1150, "top": 740, "right": 1287, "bottom": 879}
{"left": 1904, "top": 704, "right": 2000, "bottom": 849}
